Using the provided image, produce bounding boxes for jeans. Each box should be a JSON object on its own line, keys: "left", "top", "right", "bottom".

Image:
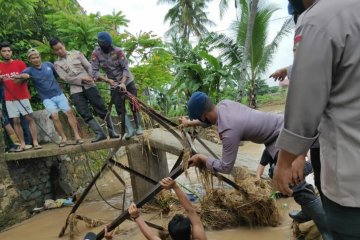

{"left": 323, "top": 195, "right": 360, "bottom": 239}
{"left": 71, "top": 87, "right": 107, "bottom": 123}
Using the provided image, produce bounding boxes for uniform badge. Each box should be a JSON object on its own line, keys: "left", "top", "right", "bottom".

{"left": 92, "top": 53, "right": 97, "bottom": 61}
{"left": 294, "top": 35, "right": 302, "bottom": 53}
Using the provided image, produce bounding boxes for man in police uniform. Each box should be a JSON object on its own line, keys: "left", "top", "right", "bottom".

{"left": 91, "top": 32, "right": 143, "bottom": 139}
{"left": 274, "top": 0, "right": 360, "bottom": 238}
{"left": 50, "top": 37, "right": 119, "bottom": 142}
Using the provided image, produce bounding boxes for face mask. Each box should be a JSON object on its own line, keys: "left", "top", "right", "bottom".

{"left": 199, "top": 117, "right": 212, "bottom": 128}
{"left": 98, "top": 42, "right": 112, "bottom": 53}
{"left": 289, "top": 0, "right": 306, "bottom": 15}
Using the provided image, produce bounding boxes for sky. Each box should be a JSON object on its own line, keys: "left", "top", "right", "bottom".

{"left": 78, "top": 0, "right": 294, "bottom": 86}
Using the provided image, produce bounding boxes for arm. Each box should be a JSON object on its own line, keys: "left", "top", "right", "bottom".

{"left": 54, "top": 62, "right": 83, "bottom": 86}
{"left": 274, "top": 24, "right": 335, "bottom": 195}
{"left": 205, "top": 129, "right": 240, "bottom": 174}
{"left": 256, "top": 164, "right": 266, "bottom": 178}
{"left": 128, "top": 203, "right": 160, "bottom": 240}
{"left": 79, "top": 51, "right": 93, "bottom": 77}
{"left": 161, "top": 178, "right": 207, "bottom": 240}
{"left": 179, "top": 117, "right": 204, "bottom": 127}
{"left": 118, "top": 50, "right": 130, "bottom": 84}
{"left": 90, "top": 52, "right": 116, "bottom": 87}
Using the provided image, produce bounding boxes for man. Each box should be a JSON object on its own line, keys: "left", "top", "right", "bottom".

{"left": 50, "top": 37, "right": 119, "bottom": 142}
{"left": 274, "top": 0, "right": 360, "bottom": 238}
{"left": 182, "top": 91, "right": 331, "bottom": 238}
{"left": 91, "top": 31, "right": 143, "bottom": 140}
{"left": 0, "top": 42, "right": 41, "bottom": 151}
{"left": 18, "top": 48, "right": 83, "bottom": 146}
{"left": 128, "top": 177, "right": 207, "bottom": 240}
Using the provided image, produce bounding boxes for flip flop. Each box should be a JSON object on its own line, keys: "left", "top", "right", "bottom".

{"left": 76, "top": 139, "right": 84, "bottom": 145}
{"left": 8, "top": 145, "right": 24, "bottom": 152}
{"left": 34, "top": 145, "right": 42, "bottom": 150}
{"left": 14, "top": 146, "right": 25, "bottom": 152}
{"left": 59, "top": 142, "right": 68, "bottom": 148}
{"left": 24, "top": 145, "right": 33, "bottom": 150}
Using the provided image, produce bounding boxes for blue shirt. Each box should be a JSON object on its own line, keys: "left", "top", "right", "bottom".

{"left": 22, "top": 62, "right": 63, "bottom": 101}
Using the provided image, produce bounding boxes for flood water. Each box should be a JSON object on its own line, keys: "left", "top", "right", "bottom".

{"left": 0, "top": 104, "right": 305, "bottom": 240}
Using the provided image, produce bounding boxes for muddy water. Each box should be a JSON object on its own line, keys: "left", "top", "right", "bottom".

{"left": 0, "top": 104, "right": 304, "bottom": 240}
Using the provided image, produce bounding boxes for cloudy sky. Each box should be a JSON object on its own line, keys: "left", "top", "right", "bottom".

{"left": 78, "top": 0, "right": 293, "bottom": 86}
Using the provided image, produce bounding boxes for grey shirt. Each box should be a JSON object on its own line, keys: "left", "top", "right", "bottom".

{"left": 207, "top": 100, "right": 284, "bottom": 174}
{"left": 91, "top": 46, "right": 134, "bottom": 87}
{"left": 276, "top": 0, "right": 360, "bottom": 207}
{"left": 54, "top": 50, "right": 95, "bottom": 95}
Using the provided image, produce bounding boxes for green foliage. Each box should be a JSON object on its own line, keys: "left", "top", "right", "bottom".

{"left": 158, "top": 0, "right": 214, "bottom": 39}
{"left": 210, "top": 0, "right": 293, "bottom": 108}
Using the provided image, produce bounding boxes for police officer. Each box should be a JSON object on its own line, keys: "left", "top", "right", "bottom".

{"left": 274, "top": 0, "right": 360, "bottom": 239}
{"left": 91, "top": 32, "right": 143, "bottom": 139}
{"left": 50, "top": 37, "right": 119, "bottom": 142}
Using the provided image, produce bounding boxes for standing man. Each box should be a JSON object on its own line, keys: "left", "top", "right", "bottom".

{"left": 0, "top": 42, "right": 41, "bottom": 151}
{"left": 181, "top": 91, "right": 331, "bottom": 238}
{"left": 274, "top": 0, "right": 360, "bottom": 239}
{"left": 18, "top": 48, "right": 83, "bottom": 147}
{"left": 50, "top": 37, "right": 119, "bottom": 142}
{"left": 91, "top": 32, "right": 143, "bottom": 140}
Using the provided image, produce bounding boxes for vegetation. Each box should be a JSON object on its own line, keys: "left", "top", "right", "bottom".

{"left": 0, "top": 0, "right": 291, "bottom": 115}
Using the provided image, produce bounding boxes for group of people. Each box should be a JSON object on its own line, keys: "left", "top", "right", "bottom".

{"left": 89, "top": 0, "right": 360, "bottom": 240}
{"left": 0, "top": 31, "right": 143, "bottom": 152}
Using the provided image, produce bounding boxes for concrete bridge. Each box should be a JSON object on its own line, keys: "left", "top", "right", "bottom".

{"left": 0, "top": 111, "right": 258, "bottom": 229}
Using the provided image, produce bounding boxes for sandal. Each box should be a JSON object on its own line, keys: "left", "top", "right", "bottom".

{"left": 34, "top": 145, "right": 42, "bottom": 150}
{"left": 76, "top": 139, "right": 84, "bottom": 145}
{"left": 59, "top": 142, "right": 68, "bottom": 148}
{"left": 8, "top": 145, "right": 24, "bottom": 152}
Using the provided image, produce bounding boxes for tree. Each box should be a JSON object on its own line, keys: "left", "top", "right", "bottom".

{"left": 210, "top": 0, "right": 292, "bottom": 108}
{"left": 158, "top": 0, "right": 215, "bottom": 39}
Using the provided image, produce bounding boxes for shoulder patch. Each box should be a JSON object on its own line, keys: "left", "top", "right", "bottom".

{"left": 115, "top": 48, "right": 125, "bottom": 60}
{"left": 293, "top": 35, "right": 302, "bottom": 53}
{"left": 92, "top": 52, "right": 97, "bottom": 61}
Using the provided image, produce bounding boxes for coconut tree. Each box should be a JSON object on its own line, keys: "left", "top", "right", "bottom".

{"left": 158, "top": 0, "right": 215, "bottom": 40}
{"left": 210, "top": 0, "right": 293, "bottom": 108}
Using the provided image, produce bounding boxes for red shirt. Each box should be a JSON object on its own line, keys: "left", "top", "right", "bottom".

{"left": 0, "top": 60, "right": 31, "bottom": 101}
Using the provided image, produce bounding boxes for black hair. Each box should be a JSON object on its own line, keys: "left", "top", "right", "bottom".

{"left": 204, "top": 97, "right": 214, "bottom": 113}
{"left": 0, "top": 42, "right": 11, "bottom": 51}
{"left": 168, "top": 214, "right": 191, "bottom": 240}
{"left": 49, "top": 37, "right": 63, "bottom": 49}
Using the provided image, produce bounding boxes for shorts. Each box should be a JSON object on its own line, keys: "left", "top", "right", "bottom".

{"left": 43, "top": 94, "right": 71, "bottom": 116}
{"left": 5, "top": 99, "right": 33, "bottom": 118}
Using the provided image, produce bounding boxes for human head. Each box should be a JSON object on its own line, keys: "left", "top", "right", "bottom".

{"left": 27, "top": 48, "right": 42, "bottom": 68}
{"left": 97, "top": 32, "right": 112, "bottom": 53}
{"left": 0, "top": 42, "right": 12, "bottom": 61}
{"left": 168, "top": 214, "right": 191, "bottom": 240}
{"left": 83, "top": 232, "right": 96, "bottom": 240}
{"left": 288, "top": 0, "right": 315, "bottom": 14}
{"left": 187, "top": 91, "right": 217, "bottom": 125}
{"left": 49, "top": 37, "right": 67, "bottom": 58}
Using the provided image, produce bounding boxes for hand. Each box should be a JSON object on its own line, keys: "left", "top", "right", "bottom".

{"left": 272, "top": 150, "right": 296, "bottom": 196}
{"left": 128, "top": 203, "right": 140, "bottom": 219}
{"left": 269, "top": 68, "right": 287, "bottom": 81}
{"left": 178, "top": 116, "right": 189, "bottom": 127}
{"left": 189, "top": 154, "right": 208, "bottom": 168}
{"left": 119, "top": 83, "right": 127, "bottom": 90}
{"left": 82, "top": 76, "right": 94, "bottom": 84}
{"left": 291, "top": 155, "right": 306, "bottom": 185}
{"left": 107, "top": 79, "right": 116, "bottom": 87}
{"left": 160, "top": 177, "right": 176, "bottom": 190}
{"left": 104, "top": 225, "right": 115, "bottom": 240}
